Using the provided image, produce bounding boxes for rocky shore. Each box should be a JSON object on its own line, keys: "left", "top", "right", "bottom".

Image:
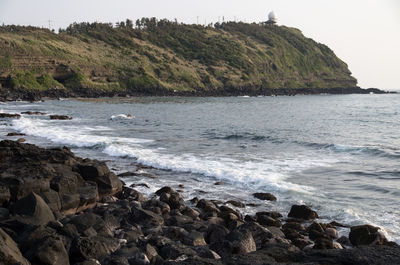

{"left": 1, "top": 140, "right": 400, "bottom": 265}
{"left": 0, "top": 86, "right": 392, "bottom": 102}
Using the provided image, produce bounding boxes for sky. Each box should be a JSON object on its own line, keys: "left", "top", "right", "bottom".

{"left": 0, "top": 0, "right": 399, "bottom": 90}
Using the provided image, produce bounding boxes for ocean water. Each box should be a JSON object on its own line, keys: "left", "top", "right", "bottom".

{"left": 1, "top": 94, "right": 399, "bottom": 242}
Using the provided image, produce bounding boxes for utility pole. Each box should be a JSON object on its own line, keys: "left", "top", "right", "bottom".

{"left": 47, "top": 19, "right": 53, "bottom": 30}
{"left": 197, "top": 16, "right": 199, "bottom": 25}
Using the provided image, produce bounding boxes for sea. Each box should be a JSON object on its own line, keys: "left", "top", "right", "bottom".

{"left": 1, "top": 94, "right": 399, "bottom": 243}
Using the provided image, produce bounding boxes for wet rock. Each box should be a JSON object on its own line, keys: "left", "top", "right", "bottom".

{"left": 16, "top": 138, "right": 26, "bottom": 143}
{"left": 349, "top": 224, "right": 387, "bottom": 246}
{"left": 196, "top": 199, "right": 220, "bottom": 214}
{"left": 21, "top": 111, "right": 47, "bottom": 115}
{"left": 117, "top": 171, "right": 136, "bottom": 177}
{"left": 49, "top": 115, "right": 72, "bottom": 120}
{"left": 10, "top": 192, "right": 55, "bottom": 225}
{"left": 155, "top": 186, "right": 174, "bottom": 196}
{"left": 226, "top": 200, "right": 245, "bottom": 208}
{"left": 214, "top": 181, "right": 223, "bottom": 185}
{"left": 282, "top": 221, "right": 305, "bottom": 231}
{"left": 0, "top": 227, "right": 30, "bottom": 265}
{"left": 257, "top": 215, "right": 282, "bottom": 227}
{"left": 117, "top": 186, "right": 145, "bottom": 202}
{"left": 256, "top": 211, "right": 282, "bottom": 219}
{"left": 252, "top": 192, "right": 277, "bottom": 201}
{"left": 288, "top": 205, "right": 318, "bottom": 220}
{"left": 0, "top": 113, "right": 21, "bottom": 119}
{"left": 6, "top": 132, "right": 25, "bottom": 136}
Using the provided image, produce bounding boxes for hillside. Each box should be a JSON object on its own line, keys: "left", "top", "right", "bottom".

{"left": 0, "top": 19, "right": 360, "bottom": 100}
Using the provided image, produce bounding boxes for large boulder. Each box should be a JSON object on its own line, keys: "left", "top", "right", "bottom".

{"left": 253, "top": 193, "right": 277, "bottom": 201}
{"left": 130, "top": 205, "right": 164, "bottom": 227}
{"left": 10, "top": 192, "right": 55, "bottom": 225}
{"left": 227, "top": 230, "right": 257, "bottom": 255}
{"left": 78, "top": 162, "right": 123, "bottom": 197}
{"left": 288, "top": 205, "right": 318, "bottom": 220}
{"left": 349, "top": 225, "right": 387, "bottom": 246}
{"left": 25, "top": 236, "right": 69, "bottom": 265}
{"left": 0, "top": 228, "right": 30, "bottom": 265}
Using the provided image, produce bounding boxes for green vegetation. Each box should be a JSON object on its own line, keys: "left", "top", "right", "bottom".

{"left": 0, "top": 19, "right": 357, "bottom": 95}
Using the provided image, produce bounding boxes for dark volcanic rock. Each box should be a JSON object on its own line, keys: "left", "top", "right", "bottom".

{"left": 253, "top": 192, "right": 277, "bottom": 201}
{"left": 21, "top": 111, "right": 47, "bottom": 115}
{"left": 6, "top": 132, "right": 25, "bottom": 136}
{"left": 0, "top": 228, "right": 30, "bottom": 265}
{"left": 349, "top": 224, "right": 387, "bottom": 246}
{"left": 257, "top": 215, "right": 282, "bottom": 227}
{"left": 10, "top": 192, "right": 55, "bottom": 225}
{"left": 49, "top": 114, "right": 72, "bottom": 120}
{"left": 0, "top": 113, "right": 21, "bottom": 119}
{"left": 78, "top": 162, "right": 123, "bottom": 197}
{"left": 288, "top": 205, "right": 318, "bottom": 220}
{"left": 130, "top": 205, "right": 164, "bottom": 227}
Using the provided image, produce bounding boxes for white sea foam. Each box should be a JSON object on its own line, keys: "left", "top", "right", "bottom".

{"left": 103, "top": 143, "right": 317, "bottom": 194}
{"left": 12, "top": 117, "right": 151, "bottom": 148}
{"left": 110, "top": 114, "right": 135, "bottom": 120}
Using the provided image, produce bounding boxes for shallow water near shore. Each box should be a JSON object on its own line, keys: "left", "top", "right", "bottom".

{"left": 1, "top": 94, "right": 400, "bottom": 243}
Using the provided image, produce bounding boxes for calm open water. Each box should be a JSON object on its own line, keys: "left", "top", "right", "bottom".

{"left": 1, "top": 94, "right": 399, "bottom": 242}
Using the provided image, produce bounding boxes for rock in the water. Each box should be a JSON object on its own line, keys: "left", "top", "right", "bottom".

{"left": 0, "top": 113, "right": 21, "bottom": 119}
{"left": 156, "top": 186, "right": 174, "bottom": 196}
{"left": 21, "top": 111, "right": 47, "bottom": 115}
{"left": 349, "top": 224, "right": 387, "bottom": 246}
{"left": 10, "top": 192, "right": 55, "bottom": 225}
{"left": 6, "top": 132, "right": 25, "bottom": 136}
{"left": 226, "top": 200, "right": 245, "bottom": 208}
{"left": 253, "top": 192, "right": 277, "bottom": 201}
{"left": 49, "top": 115, "right": 72, "bottom": 120}
{"left": 288, "top": 205, "right": 318, "bottom": 220}
{"left": 0, "top": 228, "right": 30, "bottom": 265}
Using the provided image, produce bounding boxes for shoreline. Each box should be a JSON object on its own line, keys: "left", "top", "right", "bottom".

{"left": 0, "top": 137, "right": 399, "bottom": 264}
{"left": 0, "top": 86, "right": 394, "bottom": 102}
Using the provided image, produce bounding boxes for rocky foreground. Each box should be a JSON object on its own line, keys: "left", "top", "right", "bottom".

{"left": 0, "top": 140, "right": 400, "bottom": 265}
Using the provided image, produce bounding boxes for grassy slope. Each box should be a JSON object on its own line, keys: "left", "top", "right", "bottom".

{"left": 0, "top": 21, "right": 357, "bottom": 95}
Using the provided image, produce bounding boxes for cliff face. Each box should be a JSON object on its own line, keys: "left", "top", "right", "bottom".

{"left": 0, "top": 20, "right": 357, "bottom": 97}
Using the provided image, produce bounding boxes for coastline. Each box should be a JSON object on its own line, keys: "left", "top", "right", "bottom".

{"left": 0, "top": 86, "right": 393, "bottom": 102}
{"left": 0, "top": 137, "right": 399, "bottom": 264}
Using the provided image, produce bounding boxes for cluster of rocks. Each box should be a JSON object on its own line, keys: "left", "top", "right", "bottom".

{"left": 0, "top": 140, "right": 399, "bottom": 265}
{"left": 0, "top": 112, "right": 73, "bottom": 120}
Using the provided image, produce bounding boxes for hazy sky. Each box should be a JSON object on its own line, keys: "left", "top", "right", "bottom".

{"left": 1, "top": 0, "right": 399, "bottom": 90}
